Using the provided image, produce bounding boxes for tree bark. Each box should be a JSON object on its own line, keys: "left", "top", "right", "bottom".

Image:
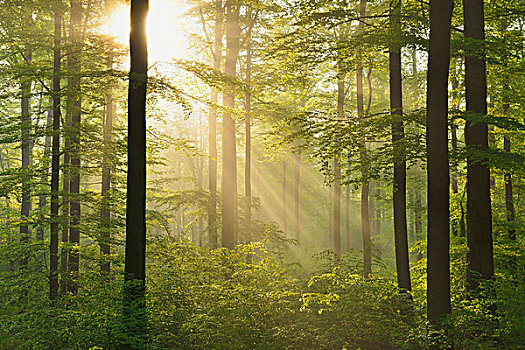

{"left": 333, "top": 70, "right": 345, "bottom": 259}
{"left": 426, "top": 0, "right": 453, "bottom": 322}
{"left": 463, "top": 0, "right": 494, "bottom": 293}
{"left": 245, "top": 12, "right": 252, "bottom": 244}
{"left": 357, "top": 0, "right": 371, "bottom": 278}
{"left": 503, "top": 101, "right": 515, "bottom": 240}
{"left": 282, "top": 157, "right": 287, "bottom": 236}
{"left": 208, "top": 0, "right": 222, "bottom": 249}
{"left": 389, "top": 0, "right": 411, "bottom": 291}
{"left": 101, "top": 54, "right": 114, "bottom": 274}
{"left": 294, "top": 151, "right": 301, "bottom": 243}
{"left": 37, "top": 107, "right": 52, "bottom": 242}
{"left": 67, "top": 0, "right": 82, "bottom": 295}
{"left": 124, "top": 0, "right": 148, "bottom": 339}
{"left": 221, "top": 1, "right": 240, "bottom": 249}
{"left": 50, "top": 11, "right": 61, "bottom": 301}
{"left": 20, "top": 49, "right": 32, "bottom": 267}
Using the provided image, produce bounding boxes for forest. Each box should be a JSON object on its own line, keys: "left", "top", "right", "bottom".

{"left": 0, "top": 0, "right": 523, "bottom": 348}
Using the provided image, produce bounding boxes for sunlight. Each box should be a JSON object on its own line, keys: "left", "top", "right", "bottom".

{"left": 104, "top": 0, "right": 188, "bottom": 63}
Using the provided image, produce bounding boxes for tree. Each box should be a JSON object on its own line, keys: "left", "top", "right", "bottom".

{"left": 67, "top": 0, "right": 82, "bottom": 295}
{"left": 463, "top": 0, "right": 494, "bottom": 293}
{"left": 100, "top": 53, "right": 114, "bottom": 274}
{"left": 124, "top": 0, "right": 149, "bottom": 342}
{"left": 357, "top": 0, "right": 371, "bottom": 278}
{"left": 426, "top": 0, "right": 453, "bottom": 322}
{"left": 221, "top": 0, "right": 241, "bottom": 249}
{"left": 49, "top": 8, "right": 62, "bottom": 301}
{"left": 389, "top": 0, "right": 411, "bottom": 291}
{"left": 208, "top": 0, "right": 222, "bottom": 249}
{"left": 333, "top": 68, "right": 345, "bottom": 258}
{"left": 19, "top": 42, "right": 32, "bottom": 268}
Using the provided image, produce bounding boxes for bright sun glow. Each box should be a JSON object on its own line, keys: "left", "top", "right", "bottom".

{"left": 104, "top": 0, "right": 188, "bottom": 63}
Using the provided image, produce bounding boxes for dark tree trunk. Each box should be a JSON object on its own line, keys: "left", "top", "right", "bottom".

{"left": 208, "top": 0, "right": 222, "bottom": 249}
{"left": 50, "top": 11, "right": 61, "bottom": 301}
{"left": 389, "top": 0, "right": 411, "bottom": 291}
{"left": 463, "top": 0, "right": 494, "bottom": 293}
{"left": 357, "top": 0, "right": 371, "bottom": 278}
{"left": 67, "top": 0, "right": 82, "bottom": 295}
{"left": 221, "top": 1, "right": 240, "bottom": 249}
{"left": 124, "top": 0, "right": 148, "bottom": 340}
{"left": 20, "top": 50, "right": 32, "bottom": 267}
{"left": 100, "top": 55, "right": 114, "bottom": 274}
{"left": 426, "top": 0, "right": 453, "bottom": 322}
{"left": 294, "top": 151, "right": 301, "bottom": 243}
{"left": 333, "top": 70, "right": 345, "bottom": 258}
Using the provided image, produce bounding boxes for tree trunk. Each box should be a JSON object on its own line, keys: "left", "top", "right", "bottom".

{"left": 221, "top": 1, "right": 240, "bottom": 249}
{"left": 463, "top": 0, "right": 494, "bottom": 293}
{"left": 37, "top": 106, "right": 52, "bottom": 242}
{"left": 357, "top": 0, "right": 371, "bottom": 278}
{"left": 124, "top": 0, "right": 148, "bottom": 340}
{"left": 414, "top": 187, "right": 423, "bottom": 261}
{"left": 50, "top": 11, "right": 62, "bottom": 301}
{"left": 345, "top": 179, "right": 350, "bottom": 252}
{"left": 282, "top": 157, "right": 287, "bottom": 236}
{"left": 208, "top": 0, "right": 222, "bottom": 249}
{"left": 333, "top": 70, "right": 345, "bottom": 259}
{"left": 375, "top": 184, "right": 381, "bottom": 258}
{"left": 426, "top": 0, "right": 453, "bottom": 322}
{"left": 503, "top": 101, "right": 515, "bottom": 240}
{"left": 389, "top": 0, "right": 411, "bottom": 291}
{"left": 20, "top": 50, "right": 32, "bottom": 267}
{"left": 294, "top": 151, "right": 301, "bottom": 243}
{"left": 67, "top": 0, "right": 82, "bottom": 295}
{"left": 100, "top": 55, "right": 114, "bottom": 274}
{"left": 245, "top": 13, "right": 252, "bottom": 244}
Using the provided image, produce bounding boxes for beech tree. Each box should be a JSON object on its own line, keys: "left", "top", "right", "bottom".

{"left": 426, "top": 0, "right": 453, "bottom": 322}
{"left": 124, "top": 0, "right": 149, "bottom": 341}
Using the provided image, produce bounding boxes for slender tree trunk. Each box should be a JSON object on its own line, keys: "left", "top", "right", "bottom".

{"left": 208, "top": 0, "right": 222, "bottom": 249}
{"left": 328, "top": 181, "right": 332, "bottom": 246}
{"left": 124, "top": 0, "right": 149, "bottom": 340}
{"left": 333, "top": 70, "right": 345, "bottom": 259}
{"left": 245, "top": 15, "right": 252, "bottom": 244}
{"left": 20, "top": 50, "right": 32, "bottom": 267}
{"left": 503, "top": 100, "right": 515, "bottom": 240}
{"left": 345, "top": 181, "right": 350, "bottom": 252}
{"left": 67, "top": 0, "right": 82, "bottom": 295}
{"left": 389, "top": 0, "right": 411, "bottom": 291}
{"left": 50, "top": 11, "right": 62, "bottom": 301}
{"left": 450, "top": 72, "right": 463, "bottom": 236}
{"left": 463, "top": 0, "right": 494, "bottom": 293}
{"left": 282, "top": 157, "right": 287, "bottom": 236}
{"left": 414, "top": 187, "right": 423, "bottom": 261}
{"left": 60, "top": 153, "right": 69, "bottom": 295}
{"left": 426, "top": 0, "right": 453, "bottom": 322}
{"left": 375, "top": 184, "right": 381, "bottom": 258}
{"left": 37, "top": 106, "right": 53, "bottom": 242}
{"left": 294, "top": 151, "right": 301, "bottom": 243}
{"left": 221, "top": 1, "right": 240, "bottom": 249}
{"left": 101, "top": 55, "right": 114, "bottom": 274}
{"left": 357, "top": 0, "right": 371, "bottom": 278}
